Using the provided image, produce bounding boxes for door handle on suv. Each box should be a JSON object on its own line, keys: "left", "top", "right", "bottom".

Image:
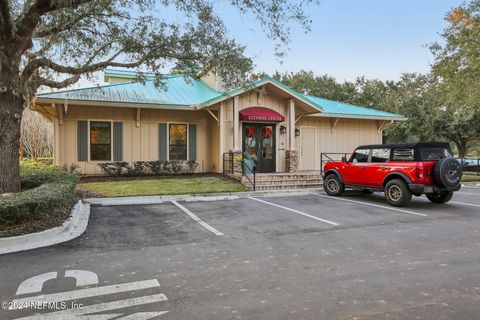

{"left": 379, "top": 167, "right": 389, "bottom": 171}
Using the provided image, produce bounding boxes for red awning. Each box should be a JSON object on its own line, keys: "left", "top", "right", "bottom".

{"left": 239, "top": 106, "right": 285, "bottom": 122}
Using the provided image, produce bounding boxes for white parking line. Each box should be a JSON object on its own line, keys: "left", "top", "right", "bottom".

{"left": 248, "top": 197, "right": 339, "bottom": 226}
{"left": 450, "top": 201, "right": 480, "bottom": 207}
{"left": 456, "top": 191, "right": 480, "bottom": 196}
{"left": 317, "top": 194, "right": 428, "bottom": 217}
{"left": 171, "top": 201, "right": 224, "bottom": 236}
{"left": 462, "top": 184, "right": 480, "bottom": 189}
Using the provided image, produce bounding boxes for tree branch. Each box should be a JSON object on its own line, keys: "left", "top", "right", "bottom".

{"left": 14, "top": 0, "right": 93, "bottom": 53}
{"left": 37, "top": 74, "right": 81, "bottom": 88}
{"left": 22, "top": 48, "right": 145, "bottom": 81}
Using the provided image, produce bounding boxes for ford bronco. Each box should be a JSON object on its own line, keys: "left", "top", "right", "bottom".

{"left": 322, "top": 142, "right": 462, "bottom": 207}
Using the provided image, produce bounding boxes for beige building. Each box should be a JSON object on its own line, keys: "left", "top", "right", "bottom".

{"left": 32, "top": 69, "right": 406, "bottom": 175}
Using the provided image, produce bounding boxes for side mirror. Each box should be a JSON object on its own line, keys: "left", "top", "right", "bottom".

{"left": 341, "top": 156, "right": 347, "bottom": 163}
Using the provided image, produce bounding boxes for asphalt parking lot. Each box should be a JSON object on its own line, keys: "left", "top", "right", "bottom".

{"left": 1, "top": 186, "right": 480, "bottom": 319}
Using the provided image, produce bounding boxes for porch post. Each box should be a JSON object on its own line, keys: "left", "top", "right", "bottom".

{"left": 233, "top": 95, "right": 240, "bottom": 151}
{"left": 219, "top": 101, "right": 226, "bottom": 173}
{"left": 286, "top": 99, "right": 299, "bottom": 172}
{"left": 288, "top": 99, "right": 296, "bottom": 150}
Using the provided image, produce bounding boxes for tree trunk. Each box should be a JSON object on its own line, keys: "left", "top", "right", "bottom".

{"left": 454, "top": 140, "right": 469, "bottom": 158}
{"left": 0, "top": 93, "right": 24, "bottom": 194}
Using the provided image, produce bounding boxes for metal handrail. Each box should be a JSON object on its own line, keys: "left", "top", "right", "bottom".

{"left": 222, "top": 151, "right": 256, "bottom": 190}
{"left": 242, "top": 152, "right": 256, "bottom": 191}
{"left": 320, "top": 152, "right": 351, "bottom": 174}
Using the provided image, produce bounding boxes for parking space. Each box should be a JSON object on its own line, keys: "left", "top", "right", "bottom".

{"left": 63, "top": 189, "right": 480, "bottom": 248}
{"left": 65, "top": 202, "right": 216, "bottom": 249}
{"left": 2, "top": 189, "right": 480, "bottom": 320}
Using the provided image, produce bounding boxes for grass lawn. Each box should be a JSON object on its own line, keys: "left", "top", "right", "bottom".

{"left": 462, "top": 174, "right": 480, "bottom": 182}
{"left": 77, "top": 177, "right": 246, "bottom": 197}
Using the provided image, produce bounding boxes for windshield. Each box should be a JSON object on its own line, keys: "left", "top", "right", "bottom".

{"left": 419, "top": 148, "right": 453, "bottom": 161}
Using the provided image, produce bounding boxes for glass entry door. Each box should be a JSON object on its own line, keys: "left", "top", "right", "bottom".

{"left": 243, "top": 123, "right": 276, "bottom": 173}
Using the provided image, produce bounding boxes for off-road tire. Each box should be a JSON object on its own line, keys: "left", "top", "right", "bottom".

{"left": 434, "top": 158, "right": 462, "bottom": 189}
{"left": 426, "top": 191, "right": 454, "bottom": 204}
{"left": 384, "top": 179, "right": 412, "bottom": 207}
{"left": 324, "top": 174, "right": 345, "bottom": 196}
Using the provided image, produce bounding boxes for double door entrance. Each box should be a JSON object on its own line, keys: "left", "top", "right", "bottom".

{"left": 242, "top": 123, "right": 275, "bottom": 173}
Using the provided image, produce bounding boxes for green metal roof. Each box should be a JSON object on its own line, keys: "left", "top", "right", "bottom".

{"left": 303, "top": 95, "right": 405, "bottom": 119}
{"left": 37, "top": 74, "right": 220, "bottom": 107}
{"left": 37, "top": 69, "right": 406, "bottom": 120}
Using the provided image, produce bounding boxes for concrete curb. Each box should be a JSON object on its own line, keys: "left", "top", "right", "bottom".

{"left": 85, "top": 189, "right": 321, "bottom": 206}
{"left": 0, "top": 201, "right": 91, "bottom": 255}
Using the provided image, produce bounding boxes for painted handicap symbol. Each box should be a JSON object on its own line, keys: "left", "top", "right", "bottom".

{"left": 11, "top": 270, "right": 168, "bottom": 319}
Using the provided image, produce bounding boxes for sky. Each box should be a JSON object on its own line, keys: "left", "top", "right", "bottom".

{"left": 219, "top": 0, "right": 461, "bottom": 81}
{"left": 78, "top": 0, "right": 462, "bottom": 87}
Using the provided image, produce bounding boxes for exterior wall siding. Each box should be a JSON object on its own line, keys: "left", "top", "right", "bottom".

{"left": 296, "top": 117, "right": 383, "bottom": 171}
{"left": 58, "top": 105, "right": 212, "bottom": 174}
{"left": 53, "top": 99, "right": 385, "bottom": 175}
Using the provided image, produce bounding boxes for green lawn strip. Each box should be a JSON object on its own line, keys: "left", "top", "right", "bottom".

{"left": 462, "top": 174, "right": 480, "bottom": 182}
{"left": 77, "top": 177, "right": 246, "bottom": 197}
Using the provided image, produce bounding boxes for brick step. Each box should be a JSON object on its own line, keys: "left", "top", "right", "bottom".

{"left": 253, "top": 180, "right": 323, "bottom": 187}
{"left": 246, "top": 183, "right": 323, "bottom": 191}
{"left": 246, "top": 177, "right": 323, "bottom": 183}
{"left": 241, "top": 180, "right": 324, "bottom": 191}
{"left": 253, "top": 175, "right": 323, "bottom": 181}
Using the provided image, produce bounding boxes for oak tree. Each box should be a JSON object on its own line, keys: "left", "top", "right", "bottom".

{"left": 0, "top": 0, "right": 316, "bottom": 193}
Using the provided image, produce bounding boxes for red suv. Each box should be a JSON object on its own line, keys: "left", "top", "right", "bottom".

{"left": 323, "top": 142, "right": 462, "bottom": 207}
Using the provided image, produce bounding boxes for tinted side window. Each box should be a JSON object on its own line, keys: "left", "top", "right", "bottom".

{"left": 351, "top": 149, "right": 370, "bottom": 163}
{"left": 420, "top": 148, "right": 452, "bottom": 161}
{"left": 392, "top": 148, "right": 414, "bottom": 161}
{"left": 371, "top": 148, "right": 390, "bottom": 163}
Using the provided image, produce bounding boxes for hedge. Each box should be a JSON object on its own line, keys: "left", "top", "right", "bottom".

{"left": 0, "top": 161, "right": 78, "bottom": 226}
{"left": 98, "top": 160, "right": 198, "bottom": 176}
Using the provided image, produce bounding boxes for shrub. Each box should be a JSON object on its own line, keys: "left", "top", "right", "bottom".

{"left": 98, "top": 162, "right": 129, "bottom": 176}
{"left": 98, "top": 160, "right": 198, "bottom": 176}
{"left": 0, "top": 160, "right": 79, "bottom": 226}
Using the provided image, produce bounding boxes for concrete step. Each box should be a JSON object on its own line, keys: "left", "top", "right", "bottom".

{"left": 240, "top": 173, "right": 324, "bottom": 191}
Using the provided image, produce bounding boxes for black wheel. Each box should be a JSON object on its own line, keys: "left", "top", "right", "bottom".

{"left": 323, "top": 174, "right": 345, "bottom": 196}
{"left": 434, "top": 158, "right": 462, "bottom": 189}
{"left": 384, "top": 179, "right": 412, "bottom": 207}
{"left": 426, "top": 191, "right": 453, "bottom": 204}
{"left": 362, "top": 189, "right": 374, "bottom": 194}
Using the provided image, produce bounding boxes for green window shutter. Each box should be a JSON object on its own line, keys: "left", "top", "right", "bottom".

{"left": 188, "top": 124, "right": 197, "bottom": 161}
{"left": 77, "top": 120, "right": 88, "bottom": 161}
{"left": 159, "top": 123, "right": 167, "bottom": 160}
{"left": 113, "top": 122, "right": 123, "bottom": 161}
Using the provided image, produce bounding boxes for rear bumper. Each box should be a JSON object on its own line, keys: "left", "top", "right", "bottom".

{"left": 408, "top": 183, "right": 461, "bottom": 194}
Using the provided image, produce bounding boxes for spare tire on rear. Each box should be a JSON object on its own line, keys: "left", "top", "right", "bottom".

{"left": 434, "top": 158, "right": 462, "bottom": 188}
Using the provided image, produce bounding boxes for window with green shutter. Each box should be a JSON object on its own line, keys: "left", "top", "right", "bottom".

{"left": 113, "top": 122, "right": 123, "bottom": 161}
{"left": 77, "top": 120, "right": 88, "bottom": 161}
{"left": 159, "top": 123, "right": 167, "bottom": 160}
{"left": 188, "top": 124, "right": 197, "bottom": 161}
